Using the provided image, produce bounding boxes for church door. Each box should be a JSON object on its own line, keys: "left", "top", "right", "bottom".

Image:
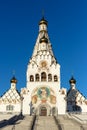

{"left": 40, "top": 107, "right": 47, "bottom": 116}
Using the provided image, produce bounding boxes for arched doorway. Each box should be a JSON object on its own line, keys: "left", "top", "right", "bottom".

{"left": 40, "top": 107, "right": 47, "bottom": 116}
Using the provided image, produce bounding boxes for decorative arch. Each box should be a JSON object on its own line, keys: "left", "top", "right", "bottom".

{"left": 41, "top": 72, "right": 46, "bottom": 81}
{"left": 31, "top": 86, "right": 57, "bottom": 115}
{"left": 30, "top": 75, "right": 34, "bottom": 82}
{"left": 38, "top": 103, "right": 51, "bottom": 116}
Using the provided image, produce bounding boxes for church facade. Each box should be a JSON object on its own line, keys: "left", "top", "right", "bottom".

{"left": 21, "top": 17, "right": 66, "bottom": 115}
{"left": 0, "top": 17, "right": 87, "bottom": 115}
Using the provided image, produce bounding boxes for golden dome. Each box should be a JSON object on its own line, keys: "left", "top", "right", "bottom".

{"left": 69, "top": 76, "right": 76, "bottom": 84}
{"left": 40, "top": 36, "right": 48, "bottom": 43}
{"left": 39, "top": 17, "right": 48, "bottom": 25}
{"left": 10, "top": 76, "right": 17, "bottom": 84}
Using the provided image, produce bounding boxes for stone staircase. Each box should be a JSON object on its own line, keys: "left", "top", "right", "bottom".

{"left": 55, "top": 115, "right": 84, "bottom": 130}
{"left": 0, "top": 114, "right": 87, "bottom": 130}
{"left": 1, "top": 115, "right": 35, "bottom": 130}
{"left": 33, "top": 116, "right": 58, "bottom": 130}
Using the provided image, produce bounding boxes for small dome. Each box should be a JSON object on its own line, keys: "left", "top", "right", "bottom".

{"left": 40, "top": 35, "right": 48, "bottom": 43}
{"left": 69, "top": 76, "right": 76, "bottom": 84}
{"left": 10, "top": 76, "right": 17, "bottom": 84}
{"left": 39, "top": 17, "right": 48, "bottom": 25}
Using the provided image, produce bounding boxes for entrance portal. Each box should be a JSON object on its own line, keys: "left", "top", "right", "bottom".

{"left": 40, "top": 107, "right": 47, "bottom": 116}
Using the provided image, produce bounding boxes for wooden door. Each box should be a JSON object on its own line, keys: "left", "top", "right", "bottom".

{"left": 40, "top": 107, "right": 47, "bottom": 116}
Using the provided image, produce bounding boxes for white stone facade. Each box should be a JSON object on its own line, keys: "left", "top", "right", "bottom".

{"left": 0, "top": 17, "right": 87, "bottom": 115}
{"left": 21, "top": 17, "right": 66, "bottom": 115}
{"left": 0, "top": 77, "right": 21, "bottom": 114}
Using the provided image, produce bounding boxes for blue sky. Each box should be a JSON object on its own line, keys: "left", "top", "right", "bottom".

{"left": 0, "top": 0, "right": 87, "bottom": 97}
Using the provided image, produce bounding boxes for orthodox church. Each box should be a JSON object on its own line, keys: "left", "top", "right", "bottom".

{"left": 0, "top": 17, "right": 87, "bottom": 116}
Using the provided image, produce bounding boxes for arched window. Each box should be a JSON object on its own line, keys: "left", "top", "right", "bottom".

{"left": 35, "top": 74, "right": 39, "bottom": 81}
{"left": 41, "top": 72, "right": 46, "bottom": 81}
{"left": 6, "top": 105, "right": 14, "bottom": 111}
{"left": 54, "top": 75, "right": 58, "bottom": 82}
{"left": 30, "top": 75, "right": 34, "bottom": 82}
{"left": 48, "top": 74, "right": 52, "bottom": 82}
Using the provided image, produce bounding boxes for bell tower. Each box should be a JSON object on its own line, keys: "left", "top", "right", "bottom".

{"left": 26, "top": 17, "right": 60, "bottom": 88}
{"left": 39, "top": 17, "right": 48, "bottom": 32}
{"left": 22, "top": 17, "right": 67, "bottom": 116}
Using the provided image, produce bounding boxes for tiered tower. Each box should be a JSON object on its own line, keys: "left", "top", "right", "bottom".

{"left": 27, "top": 17, "right": 60, "bottom": 88}
{"left": 22, "top": 17, "right": 66, "bottom": 115}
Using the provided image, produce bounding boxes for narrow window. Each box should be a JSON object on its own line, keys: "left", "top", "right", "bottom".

{"left": 54, "top": 75, "right": 58, "bottom": 82}
{"left": 48, "top": 74, "right": 52, "bottom": 81}
{"left": 41, "top": 72, "right": 46, "bottom": 81}
{"left": 35, "top": 74, "right": 39, "bottom": 81}
{"left": 6, "top": 105, "right": 14, "bottom": 111}
{"left": 30, "top": 75, "right": 34, "bottom": 82}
